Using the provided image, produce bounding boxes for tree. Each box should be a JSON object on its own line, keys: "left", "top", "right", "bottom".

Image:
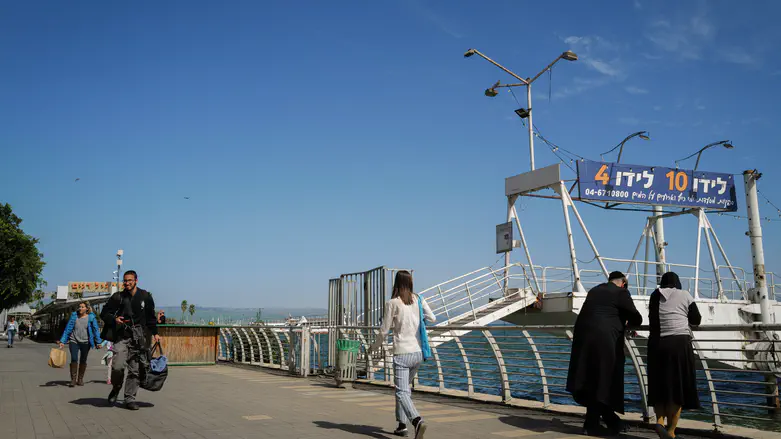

{"left": 0, "top": 204, "right": 46, "bottom": 310}
{"left": 181, "top": 300, "right": 188, "bottom": 322}
{"left": 188, "top": 304, "right": 196, "bottom": 321}
{"left": 28, "top": 290, "right": 45, "bottom": 312}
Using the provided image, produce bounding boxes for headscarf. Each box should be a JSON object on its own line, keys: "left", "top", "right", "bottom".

{"left": 659, "top": 272, "right": 682, "bottom": 290}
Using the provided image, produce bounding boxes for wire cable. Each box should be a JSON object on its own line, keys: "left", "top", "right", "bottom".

{"left": 758, "top": 189, "right": 781, "bottom": 218}
{"left": 715, "top": 212, "right": 781, "bottom": 223}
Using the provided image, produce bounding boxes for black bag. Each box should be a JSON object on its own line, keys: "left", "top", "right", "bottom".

{"left": 140, "top": 341, "right": 168, "bottom": 392}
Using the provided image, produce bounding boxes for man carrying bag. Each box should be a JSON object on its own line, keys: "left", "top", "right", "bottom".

{"left": 100, "top": 270, "right": 161, "bottom": 410}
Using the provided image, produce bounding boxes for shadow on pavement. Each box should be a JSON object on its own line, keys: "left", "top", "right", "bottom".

{"left": 40, "top": 380, "right": 111, "bottom": 387}
{"left": 39, "top": 380, "right": 71, "bottom": 387}
{"left": 498, "top": 415, "right": 651, "bottom": 439}
{"left": 69, "top": 398, "right": 155, "bottom": 408}
{"left": 313, "top": 421, "right": 391, "bottom": 438}
{"left": 498, "top": 414, "right": 584, "bottom": 435}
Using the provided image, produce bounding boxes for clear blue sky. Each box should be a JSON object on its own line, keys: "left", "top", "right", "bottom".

{"left": 2, "top": 1, "right": 780, "bottom": 308}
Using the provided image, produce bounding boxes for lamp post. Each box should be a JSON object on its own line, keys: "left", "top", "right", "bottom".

{"left": 600, "top": 131, "right": 651, "bottom": 163}
{"left": 116, "top": 249, "right": 123, "bottom": 292}
{"left": 675, "top": 140, "right": 734, "bottom": 170}
{"left": 464, "top": 48, "right": 578, "bottom": 171}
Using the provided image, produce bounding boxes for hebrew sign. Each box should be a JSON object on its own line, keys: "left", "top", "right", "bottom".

{"left": 577, "top": 160, "right": 738, "bottom": 211}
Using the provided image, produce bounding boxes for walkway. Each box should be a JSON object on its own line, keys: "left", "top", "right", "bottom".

{"left": 0, "top": 340, "right": 728, "bottom": 439}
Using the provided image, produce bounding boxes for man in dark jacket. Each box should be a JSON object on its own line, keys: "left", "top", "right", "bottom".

{"left": 566, "top": 271, "right": 643, "bottom": 436}
{"left": 100, "top": 270, "right": 160, "bottom": 410}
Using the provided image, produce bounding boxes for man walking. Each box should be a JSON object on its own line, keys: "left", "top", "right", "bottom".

{"left": 100, "top": 270, "right": 160, "bottom": 410}
{"left": 566, "top": 271, "right": 643, "bottom": 436}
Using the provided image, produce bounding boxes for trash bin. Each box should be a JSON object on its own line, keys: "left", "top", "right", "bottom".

{"left": 335, "top": 339, "right": 360, "bottom": 388}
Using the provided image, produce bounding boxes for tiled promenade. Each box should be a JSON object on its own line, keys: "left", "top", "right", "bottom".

{"left": 0, "top": 339, "right": 765, "bottom": 439}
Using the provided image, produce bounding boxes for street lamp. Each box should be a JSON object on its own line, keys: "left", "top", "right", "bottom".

{"left": 464, "top": 48, "right": 578, "bottom": 171}
{"left": 675, "top": 140, "right": 734, "bottom": 170}
{"left": 599, "top": 131, "right": 651, "bottom": 163}
{"left": 116, "top": 249, "right": 123, "bottom": 292}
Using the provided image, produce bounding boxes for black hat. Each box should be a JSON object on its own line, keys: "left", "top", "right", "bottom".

{"left": 608, "top": 271, "right": 626, "bottom": 281}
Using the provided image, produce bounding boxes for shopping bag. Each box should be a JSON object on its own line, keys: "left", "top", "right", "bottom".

{"left": 140, "top": 341, "right": 168, "bottom": 392}
{"left": 48, "top": 347, "right": 67, "bottom": 368}
{"left": 417, "top": 295, "right": 432, "bottom": 361}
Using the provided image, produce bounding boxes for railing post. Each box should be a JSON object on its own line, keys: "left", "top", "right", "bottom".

{"left": 483, "top": 330, "right": 511, "bottom": 403}
{"left": 523, "top": 330, "right": 550, "bottom": 407}
{"left": 466, "top": 284, "right": 478, "bottom": 321}
{"left": 691, "top": 338, "right": 721, "bottom": 430}
{"left": 365, "top": 328, "right": 376, "bottom": 381}
{"left": 270, "top": 329, "right": 285, "bottom": 369}
{"left": 452, "top": 333, "right": 473, "bottom": 397}
{"left": 432, "top": 346, "right": 444, "bottom": 392}
{"left": 218, "top": 328, "right": 228, "bottom": 361}
{"left": 283, "top": 329, "right": 295, "bottom": 372}
{"left": 437, "top": 286, "right": 450, "bottom": 323}
{"left": 258, "top": 327, "right": 274, "bottom": 365}
{"left": 634, "top": 261, "right": 641, "bottom": 295}
{"left": 624, "top": 336, "right": 651, "bottom": 423}
{"left": 300, "top": 326, "right": 311, "bottom": 377}
{"left": 248, "top": 328, "right": 264, "bottom": 365}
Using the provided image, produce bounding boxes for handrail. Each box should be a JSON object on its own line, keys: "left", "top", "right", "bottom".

{"left": 220, "top": 323, "right": 781, "bottom": 433}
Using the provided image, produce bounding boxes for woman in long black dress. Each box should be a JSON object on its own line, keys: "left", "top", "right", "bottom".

{"left": 647, "top": 272, "right": 702, "bottom": 439}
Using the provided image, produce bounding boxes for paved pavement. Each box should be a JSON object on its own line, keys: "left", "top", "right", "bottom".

{"left": 0, "top": 339, "right": 717, "bottom": 439}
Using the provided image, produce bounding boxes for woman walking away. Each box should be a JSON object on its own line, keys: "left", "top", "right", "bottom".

{"left": 369, "top": 270, "right": 436, "bottom": 439}
{"left": 6, "top": 316, "right": 17, "bottom": 348}
{"left": 648, "top": 272, "right": 702, "bottom": 439}
{"left": 59, "top": 302, "right": 103, "bottom": 387}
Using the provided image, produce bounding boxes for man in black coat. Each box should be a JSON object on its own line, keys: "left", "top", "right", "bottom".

{"left": 566, "top": 271, "right": 643, "bottom": 436}
{"left": 100, "top": 270, "right": 160, "bottom": 410}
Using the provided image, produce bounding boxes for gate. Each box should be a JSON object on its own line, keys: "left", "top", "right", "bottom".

{"left": 327, "top": 266, "right": 411, "bottom": 367}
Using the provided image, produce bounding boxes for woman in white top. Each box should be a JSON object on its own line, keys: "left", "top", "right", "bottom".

{"left": 370, "top": 270, "right": 436, "bottom": 439}
{"left": 6, "top": 316, "right": 17, "bottom": 348}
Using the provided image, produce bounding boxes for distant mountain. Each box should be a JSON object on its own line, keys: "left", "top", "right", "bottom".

{"left": 157, "top": 306, "right": 327, "bottom": 324}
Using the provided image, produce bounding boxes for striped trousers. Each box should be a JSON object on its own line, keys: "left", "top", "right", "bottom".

{"left": 394, "top": 351, "right": 423, "bottom": 424}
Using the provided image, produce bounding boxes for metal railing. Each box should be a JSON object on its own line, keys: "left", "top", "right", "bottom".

{"left": 417, "top": 264, "right": 532, "bottom": 325}
{"left": 471, "top": 262, "right": 776, "bottom": 303}
{"left": 219, "top": 323, "right": 781, "bottom": 432}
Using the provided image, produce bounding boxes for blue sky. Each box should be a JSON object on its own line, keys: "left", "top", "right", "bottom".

{"left": 2, "top": 0, "right": 780, "bottom": 308}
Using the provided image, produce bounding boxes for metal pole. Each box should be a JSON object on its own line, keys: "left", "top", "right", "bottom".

{"left": 743, "top": 170, "right": 772, "bottom": 323}
{"left": 702, "top": 216, "right": 724, "bottom": 300}
{"left": 567, "top": 194, "right": 608, "bottom": 277}
{"left": 557, "top": 182, "right": 585, "bottom": 293}
{"left": 701, "top": 215, "right": 745, "bottom": 298}
{"left": 504, "top": 196, "right": 517, "bottom": 294}
{"left": 693, "top": 209, "right": 704, "bottom": 299}
{"left": 644, "top": 227, "right": 651, "bottom": 294}
{"left": 743, "top": 169, "right": 780, "bottom": 414}
{"left": 526, "top": 84, "right": 535, "bottom": 171}
{"left": 511, "top": 204, "right": 541, "bottom": 293}
{"left": 653, "top": 206, "right": 666, "bottom": 279}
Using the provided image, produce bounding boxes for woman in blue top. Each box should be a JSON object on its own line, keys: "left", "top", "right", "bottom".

{"left": 59, "top": 302, "right": 103, "bottom": 387}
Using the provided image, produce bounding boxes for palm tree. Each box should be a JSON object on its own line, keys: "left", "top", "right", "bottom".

{"left": 188, "top": 304, "right": 196, "bottom": 322}
{"left": 181, "top": 300, "right": 188, "bottom": 322}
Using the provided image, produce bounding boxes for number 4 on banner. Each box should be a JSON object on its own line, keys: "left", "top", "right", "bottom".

{"left": 595, "top": 164, "right": 610, "bottom": 185}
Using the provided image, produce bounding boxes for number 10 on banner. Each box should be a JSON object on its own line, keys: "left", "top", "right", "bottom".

{"left": 665, "top": 170, "right": 688, "bottom": 191}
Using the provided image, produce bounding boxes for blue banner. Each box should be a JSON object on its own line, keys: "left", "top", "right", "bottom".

{"left": 577, "top": 160, "right": 738, "bottom": 211}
